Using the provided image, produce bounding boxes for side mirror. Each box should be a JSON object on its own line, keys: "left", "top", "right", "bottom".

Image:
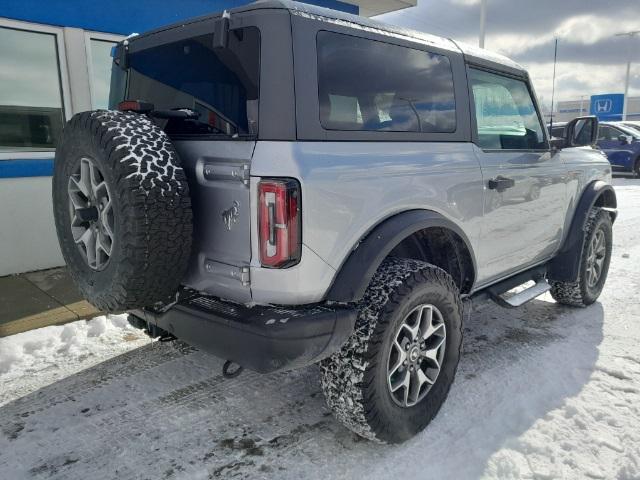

{"left": 618, "top": 134, "right": 632, "bottom": 145}
{"left": 565, "top": 116, "right": 599, "bottom": 148}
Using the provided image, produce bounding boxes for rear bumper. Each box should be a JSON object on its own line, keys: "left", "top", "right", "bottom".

{"left": 131, "top": 295, "right": 356, "bottom": 373}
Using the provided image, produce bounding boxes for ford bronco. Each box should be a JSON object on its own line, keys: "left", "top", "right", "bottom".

{"left": 52, "top": 0, "right": 617, "bottom": 443}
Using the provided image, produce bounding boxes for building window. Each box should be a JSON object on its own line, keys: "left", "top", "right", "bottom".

{"left": 317, "top": 31, "right": 456, "bottom": 133}
{"left": 0, "top": 26, "right": 65, "bottom": 151}
{"left": 88, "top": 38, "right": 118, "bottom": 109}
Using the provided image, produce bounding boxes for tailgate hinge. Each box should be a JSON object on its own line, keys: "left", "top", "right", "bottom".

{"left": 205, "top": 260, "right": 250, "bottom": 286}
{"left": 203, "top": 163, "right": 250, "bottom": 185}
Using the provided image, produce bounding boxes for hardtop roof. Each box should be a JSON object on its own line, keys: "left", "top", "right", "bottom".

{"left": 127, "top": 0, "right": 526, "bottom": 75}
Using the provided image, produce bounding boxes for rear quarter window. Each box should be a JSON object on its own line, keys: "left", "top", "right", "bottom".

{"left": 316, "top": 31, "right": 456, "bottom": 133}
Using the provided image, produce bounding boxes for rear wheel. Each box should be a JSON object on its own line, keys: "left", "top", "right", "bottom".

{"left": 634, "top": 158, "right": 640, "bottom": 178}
{"left": 320, "top": 258, "right": 463, "bottom": 443}
{"left": 550, "top": 208, "right": 612, "bottom": 307}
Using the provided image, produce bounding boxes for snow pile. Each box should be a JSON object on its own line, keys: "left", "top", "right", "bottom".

{"left": 0, "top": 315, "right": 149, "bottom": 405}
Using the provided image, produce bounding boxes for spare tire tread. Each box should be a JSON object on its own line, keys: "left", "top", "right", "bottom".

{"left": 53, "top": 110, "right": 193, "bottom": 312}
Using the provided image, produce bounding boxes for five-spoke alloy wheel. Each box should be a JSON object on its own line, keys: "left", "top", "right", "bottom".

{"left": 67, "top": 157, "right": 114, "bottom": 270}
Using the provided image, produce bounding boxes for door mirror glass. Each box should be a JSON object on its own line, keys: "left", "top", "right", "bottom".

{"left": 565, "top": 116, "right": 598, "bottom": 147}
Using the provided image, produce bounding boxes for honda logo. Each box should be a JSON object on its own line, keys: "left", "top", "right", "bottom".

{"left": 595, "top": 99, "right": 613, "bottom": 113}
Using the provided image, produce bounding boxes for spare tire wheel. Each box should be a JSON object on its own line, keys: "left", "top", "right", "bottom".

{"left": 52, "top": 110, "right": 193, "bottom": 312}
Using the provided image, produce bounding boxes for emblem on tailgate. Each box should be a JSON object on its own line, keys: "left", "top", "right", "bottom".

{"left": 222, "top": 201, "right": 240, "bottom": 231}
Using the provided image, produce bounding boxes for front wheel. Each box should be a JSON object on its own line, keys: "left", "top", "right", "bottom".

{"left": 320, "top": 258, "right": 463, "bottom": 443}
{"left": 550, "top": 208, "right": 613, "bottom": 307}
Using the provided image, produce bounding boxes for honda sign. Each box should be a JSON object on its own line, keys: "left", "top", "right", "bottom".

{"left": 590, "top": 93, "right": 624, "bottom": 120}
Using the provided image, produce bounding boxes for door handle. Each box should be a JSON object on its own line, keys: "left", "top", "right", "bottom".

{"left": 488, "top": 176, "right": 515, "bottom": 192}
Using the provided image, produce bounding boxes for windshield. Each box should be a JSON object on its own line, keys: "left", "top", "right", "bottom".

{"left": 110, "top": 26, "right": 260, "bottom": 137}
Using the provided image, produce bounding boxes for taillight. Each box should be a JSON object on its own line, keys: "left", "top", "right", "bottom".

{"left": 258, "top": 179, "right": 301, "bottom": 268}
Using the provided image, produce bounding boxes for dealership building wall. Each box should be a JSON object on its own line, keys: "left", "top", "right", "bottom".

{"left": 0, "top": 0, "right": 415, "bottom": 276}
{"left": 554, "top": 97, "right": 640, "bottom": 123}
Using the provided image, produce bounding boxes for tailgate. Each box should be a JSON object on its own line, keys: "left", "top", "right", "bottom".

{"left": 174, "top": 140, "right": 255, "bottom": 303}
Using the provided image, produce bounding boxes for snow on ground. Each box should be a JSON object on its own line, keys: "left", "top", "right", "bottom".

{"left": 1, "top": 178, "right": 639, "bottom": 480}
{"left": 0, "top": 315, "right": 150, "bottom": 406}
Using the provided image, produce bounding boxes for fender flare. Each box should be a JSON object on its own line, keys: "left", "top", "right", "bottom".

{"left": 325, "top": 210, "right": 477, "bottom": 303}
{"left": 548, "top": 180, "right": 617, "bottom": 282}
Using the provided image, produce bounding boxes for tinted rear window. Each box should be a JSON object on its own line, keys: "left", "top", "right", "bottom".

{"left": 119, "top": 27, "right": 260, "bottom": 136}
{"left": 317, "top": 31, "right": 456, "bottom": 133}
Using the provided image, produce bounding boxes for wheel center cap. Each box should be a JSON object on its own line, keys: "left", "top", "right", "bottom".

{"left": 409, "top": 346, "right": 420, "bottom": 362}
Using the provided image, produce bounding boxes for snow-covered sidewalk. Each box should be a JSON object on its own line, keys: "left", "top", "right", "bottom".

{"left": 0, "top": 314, "right": 149, "bottom": 405}
{"left": 1, "top": 179, "right": 639, "bottom": 480}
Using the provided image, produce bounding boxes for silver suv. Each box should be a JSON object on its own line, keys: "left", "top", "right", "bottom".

{"left": 52, "top": 0, "right": 617, "bottom": 443}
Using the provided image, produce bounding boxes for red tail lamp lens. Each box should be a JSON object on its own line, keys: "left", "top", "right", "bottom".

{"left": 258, "top": 179, "right": 301, "bottom": 268}
{"left": 117, "top": 100, "right": 153, "bottom": 113}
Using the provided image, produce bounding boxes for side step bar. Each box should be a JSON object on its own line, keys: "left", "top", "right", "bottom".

{"left": 477, "top": 265, "right": 552, "bottom": 309}
{"left": 489, "top": 279, "right": 551, "bottom": 308}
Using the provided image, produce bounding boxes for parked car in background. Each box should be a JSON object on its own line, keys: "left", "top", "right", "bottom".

{"left": 597, "top": 122, "right": 640, "bottom": 177}
{"left": 549, "top": 121, "right": 640, "bottom": 177}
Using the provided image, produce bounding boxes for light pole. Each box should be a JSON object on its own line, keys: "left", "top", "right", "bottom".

{"left": 479, "top": 0, "right": 487, "bottom": 48}
{"left": 615, "top": 30, "right": 639, "bottom": 120}
{"left": 579, "top": 95, "right": 587, "bottom": 115}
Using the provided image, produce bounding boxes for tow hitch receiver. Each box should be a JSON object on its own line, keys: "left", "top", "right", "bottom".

{"left": 222, "top": 360, "right": 244, "bottom": 379}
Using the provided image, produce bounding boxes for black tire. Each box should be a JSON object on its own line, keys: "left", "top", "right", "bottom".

{"left": 320, "top": 258, "right": 463, "bottom": 443}
{"left": 634, "top": 157, "right": 640, "bottom": 179}
{"left": 52, "top": 110, "right": 193, "bottom": 312}
{"left": 550, "top": 208, "right": 612, "bottom": 307}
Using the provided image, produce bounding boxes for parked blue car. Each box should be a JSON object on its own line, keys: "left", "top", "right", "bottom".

{"left": 550, "top": 121, "right": 640, "bottom": 177}
{"left": 597, "top": 122, "right": 640, "bottom": 177}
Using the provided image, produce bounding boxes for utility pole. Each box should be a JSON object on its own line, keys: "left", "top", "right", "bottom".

{"left": 479, "top": 0, "right": 487, "bottom": 48}
{"left": 615, "top": 30, "right": 639, "bottom": 120}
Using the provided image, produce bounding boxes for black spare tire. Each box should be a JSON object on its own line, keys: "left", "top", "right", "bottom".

{"left": 52, "top": 110, "right": 193, "bottom": 312}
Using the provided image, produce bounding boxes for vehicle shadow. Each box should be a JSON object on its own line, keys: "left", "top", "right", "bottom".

{"left": 0, "top": 297, "right": 604, "bottom": 480}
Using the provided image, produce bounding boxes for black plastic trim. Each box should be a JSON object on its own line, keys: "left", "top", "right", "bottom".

{"left": 548, "top": 181, "right": 617, "bottom": 282}
{"left": 132, "top": 297, "right": 356, "bottom": 373}
{"left": 326, "top": 210, "right": 477, "bottom": 303}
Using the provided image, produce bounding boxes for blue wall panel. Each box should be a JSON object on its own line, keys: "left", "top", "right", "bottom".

{"left": 0, "top": 159, "right": 54, "bottom": 179}
{"left": 0, "top": 0, "right": 358, "bottom": 35}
